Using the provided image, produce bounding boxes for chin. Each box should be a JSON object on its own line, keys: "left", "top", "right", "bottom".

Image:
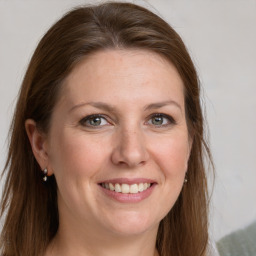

{"left": 102, "top": 210, "right": 159, "bottom": 236}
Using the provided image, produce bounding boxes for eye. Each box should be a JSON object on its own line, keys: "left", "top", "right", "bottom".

{"left": 147, "top": 114, "right": 176, "bottom": 127}
{"left": 79, "top": 114, "right": 109, "bottom": 127}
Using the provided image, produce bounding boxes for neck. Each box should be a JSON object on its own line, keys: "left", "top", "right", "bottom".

{"left": 46, "top": 220, "right": 159, "bottom": 256}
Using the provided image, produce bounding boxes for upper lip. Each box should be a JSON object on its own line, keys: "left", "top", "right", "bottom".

{"left": 98, "top": 178, "right": 156, "bottom": 185}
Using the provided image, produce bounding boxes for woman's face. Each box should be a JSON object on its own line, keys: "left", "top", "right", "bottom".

{"left": 45, "top": 49, "right": 191, "bottom": 237}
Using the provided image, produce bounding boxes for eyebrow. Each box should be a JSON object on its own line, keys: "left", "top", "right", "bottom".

{"left": 69, "top": 102, "right": 116, "bottom": 113}
{"left": 69, "top": 100, "right": 182, "bottom": 113}
{"left": 144, "top": 100, "right": 182, "bottom": 111}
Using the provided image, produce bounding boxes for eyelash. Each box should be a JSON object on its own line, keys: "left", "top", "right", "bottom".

{"left": 79, "top": 113, "right": 176, "bottom": 128}
{"left": 79, "top": 114, "right": 110, "bottom": 128}
{"left": 147, "top": 113, "right": 176, "bottom": 127}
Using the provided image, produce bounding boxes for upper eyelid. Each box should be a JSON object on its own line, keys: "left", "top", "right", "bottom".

{"left": 79, "top": 114, "right": 110, "bottom": 125}
{"left": 81, "top": 114, "right": 108, "bottom": 119}
{"left": 147, "top": 113, "right": 176, "bottom": 122}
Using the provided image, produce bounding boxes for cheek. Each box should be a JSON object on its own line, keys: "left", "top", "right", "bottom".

{"left": 146, "top": 134, "right": 190, "bottom": 221}
{"left": 48, "top": 130, "right": 108, "bottom": 178}
{"left": 150, "top": 134, "right": 190, "bottom": 179}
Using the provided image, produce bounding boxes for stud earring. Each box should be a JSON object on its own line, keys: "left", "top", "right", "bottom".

{"left": 184, "top": 172, "right": 188, "bottom": 184}
{"left": 42, "top": 168, "right": 48, "bottom": 182}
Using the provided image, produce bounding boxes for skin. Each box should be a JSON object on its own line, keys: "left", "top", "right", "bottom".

{"left": 26, "top": 49, "right": 192, "bottom": 256}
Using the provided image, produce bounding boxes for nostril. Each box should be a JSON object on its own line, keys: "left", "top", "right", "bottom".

{"left": 110, "top": 134, "right": 149, "bottom": 167}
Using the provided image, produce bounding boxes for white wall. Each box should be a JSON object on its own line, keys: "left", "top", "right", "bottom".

{"left": 0, "top": 0, "right": 255, "bottom": 241}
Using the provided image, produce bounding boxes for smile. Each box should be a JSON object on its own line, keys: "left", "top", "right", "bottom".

{"left": 100, "top": 183, "right": 152, "bottom": 194}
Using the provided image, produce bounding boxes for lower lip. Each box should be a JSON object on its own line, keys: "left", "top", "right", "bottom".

{"left": 99, "top": 184, "right": 156, "bottom": 203}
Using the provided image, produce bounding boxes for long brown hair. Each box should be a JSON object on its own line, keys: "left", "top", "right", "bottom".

{"left": 1, "top": 2, "right": 212, "bottom": 256}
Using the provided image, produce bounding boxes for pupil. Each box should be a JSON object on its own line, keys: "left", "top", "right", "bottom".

{"left": 90, "top": 117, "right": 101, "bottom": 126}
{"left": 153, "top": 116, "right": 163, "bottom": 125}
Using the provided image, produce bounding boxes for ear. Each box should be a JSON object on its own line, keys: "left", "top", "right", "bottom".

{"left": 25, "top": 119, "right": 53, "bottom": 176}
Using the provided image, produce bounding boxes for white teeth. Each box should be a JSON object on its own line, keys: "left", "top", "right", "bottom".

{"left": 109, "top": 183, "right": 115, "bottom": 191}
{"left": 130, "top": 184, "right": 138, "bottom": 193}
{"left": 138, "top": 183, "right": 144, "bottom": 192}
{"left": 115, "top": 183, "right": 121, "bottom": 193}
{"left": 121, "top": 184, "right": 130, "bottom": 193}
{"left": 101, "top": 182, "right": 152, "bottom": 194}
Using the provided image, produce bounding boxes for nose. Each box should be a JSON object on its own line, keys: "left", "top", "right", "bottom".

{"left": 111, "top": 127, "right": 149, "bottom": 168}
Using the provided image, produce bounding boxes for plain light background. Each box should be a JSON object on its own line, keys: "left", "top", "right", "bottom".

{"left": 0, "top": 0, "right": 255, "bottom": 241}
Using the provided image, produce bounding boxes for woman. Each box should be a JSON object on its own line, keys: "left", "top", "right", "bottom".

{"left": 0, "top": 2, "right": 213, "bottom": 256}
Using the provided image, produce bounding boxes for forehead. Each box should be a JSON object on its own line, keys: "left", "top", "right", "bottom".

{"left": 59, "top": 49, "right": 184, "bottom": 108}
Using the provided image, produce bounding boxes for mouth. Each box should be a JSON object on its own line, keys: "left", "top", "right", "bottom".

{"left": 99, "top": 182, "right": 153, "bottom": 194}
{"left": 98, "top": 178, "right": 156, "bottom": 203}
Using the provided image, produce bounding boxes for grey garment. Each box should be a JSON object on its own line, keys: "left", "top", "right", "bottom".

{"left": 217, "top": 221, "right": 256, "bottom": 256}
